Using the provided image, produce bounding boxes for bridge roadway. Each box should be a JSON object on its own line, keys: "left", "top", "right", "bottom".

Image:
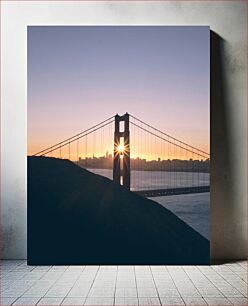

{"left": 134, "top": 185, "right": 210, "bottom": 197}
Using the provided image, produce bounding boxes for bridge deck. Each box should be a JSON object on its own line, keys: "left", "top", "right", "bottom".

{"left": 134, "top": 185, "right": 210, "bottom": 197}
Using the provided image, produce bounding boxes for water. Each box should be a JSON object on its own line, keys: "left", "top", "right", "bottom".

{"left": 87, "top": 168, "right": 210, "bottom": 190}
{"left": 87, "top": 168, "right": 210, "bottom": 240}
{"left": 152, "top": 193, "right": 210, "bottom": 240}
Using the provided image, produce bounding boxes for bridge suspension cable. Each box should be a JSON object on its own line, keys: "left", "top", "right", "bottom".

{"left": 32, "top": 112, "right": 210, "bottom": 197}
{"left": 128, "top": 114, "right": 209, "bottom": 194}
{"left": 33, "top": 116, "right": 115, "bottom": 157}
{"left": 130, "top": 121, "right": 209, "bottom": 160}
{"left": 130, "top": 114, "right": 210, "bottom": 159}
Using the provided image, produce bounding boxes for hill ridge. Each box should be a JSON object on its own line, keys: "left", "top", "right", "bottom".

{"left": 28, "top": 156, "right": 209, "bottom": 265}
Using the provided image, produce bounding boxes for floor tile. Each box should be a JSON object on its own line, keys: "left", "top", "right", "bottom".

{"left": 0, "top": 297, "right": 18, "bottom": 306}
{"left": 88, "top": 287, "right": 115, "bottom": 298}
{"left": 138, "top": 297, "right": 161, "bottom": 305}
{"left": 115, "top": 288, "right": 137, "bottom": 298}
{"left": 228, "top": 297, "right": 248, "bottom": 305}
{"left": 45, "top": 285, "right": 72, "bottom": 297}
{"left": 217, "top": 286, "right": 245, "bottom": 297}
{"left": 1, "top": 261, "right": 246, "bottom": 306}
{"left": 160, "top": 297, "right": 185, "bottom": 305}
{"left": 182, "top": 297, "right": 207, "bottom": 305}
{"left": 137, "top": 287, "right": 158, "bottom": 298}
{"left": 204, "top": 297, "right": 233, "bottom": 305}
{"left": 115, "top": 297, "right": 139, "bottom": 305}
{"left": 157, "top": 288, "right": 180, "bottom": 298}
{"left": 12, "top": 297, "right": 40, "bottom": 305}
{"left": 116, "top": 280, "right": 136, "bottom": 287}
{"left": 84, "top": 297, "right": 114, "bottom": 305}
{"left": 37, "top": 297, "right": 64, "bottom": 305}
{"left": 61, "top": 297, "right": 86, "bottom": 305}
{"left": 67, "top": 285, "right": 91, "bottom": 298}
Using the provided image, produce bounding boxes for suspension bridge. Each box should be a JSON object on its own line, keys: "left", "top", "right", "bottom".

{"left": 33, "top": 113, "right": 210, "bottom": 197}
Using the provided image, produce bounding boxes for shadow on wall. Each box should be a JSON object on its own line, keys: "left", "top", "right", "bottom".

{"left": 210, "top": 31, "right": 245, "bottom": 263}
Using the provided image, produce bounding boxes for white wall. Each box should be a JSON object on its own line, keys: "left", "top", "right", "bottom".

{"left": 1, "top": 1, "right": 246, "bottom": 260}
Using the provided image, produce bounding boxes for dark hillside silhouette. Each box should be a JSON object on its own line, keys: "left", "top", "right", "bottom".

{"left": 28, "top": 156, "right": 209, "bottom": 265}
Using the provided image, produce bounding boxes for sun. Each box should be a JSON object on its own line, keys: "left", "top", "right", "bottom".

{"left": 117, "top": 144, "right": 124, "bottom": 153}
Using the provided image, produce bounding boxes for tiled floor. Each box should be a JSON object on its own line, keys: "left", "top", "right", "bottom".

{"left": 1, "top": 260, "right": 247, "bottom": 306}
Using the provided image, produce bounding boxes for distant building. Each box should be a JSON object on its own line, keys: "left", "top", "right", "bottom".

{"left": 77, "top": 154, "right": 210, "bottom": 173}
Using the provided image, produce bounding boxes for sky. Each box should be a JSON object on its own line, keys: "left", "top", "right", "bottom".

{"left": 28, "top": 26, "right": 209, "bottom": 159}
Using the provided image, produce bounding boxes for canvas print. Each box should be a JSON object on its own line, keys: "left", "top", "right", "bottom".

{"left": 28, "top": 26, "right": 210, "bottom": 264}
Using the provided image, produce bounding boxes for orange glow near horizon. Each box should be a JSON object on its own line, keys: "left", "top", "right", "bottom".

{"left": 27, "top": 106, "right": 209, "bottom": 162}
{"left": 28, "top": 147, "right": 209, "bottom": 162}
{"left": 28, "top": 126, "right": 210, "bottom": 162}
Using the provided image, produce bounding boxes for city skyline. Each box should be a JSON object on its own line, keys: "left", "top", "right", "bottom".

{"left": 44, "top": 147, "right": 210, "bottom": 162}
{"left": 28, "top": 26, "right": 210, "bottom": 156}
{"left": 76, "top": 152, "right": 210, "bottom": 173}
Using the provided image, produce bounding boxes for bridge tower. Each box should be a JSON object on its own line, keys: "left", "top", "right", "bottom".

{"left": 113, "top": 113, "right": 130, "bottom": 190}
